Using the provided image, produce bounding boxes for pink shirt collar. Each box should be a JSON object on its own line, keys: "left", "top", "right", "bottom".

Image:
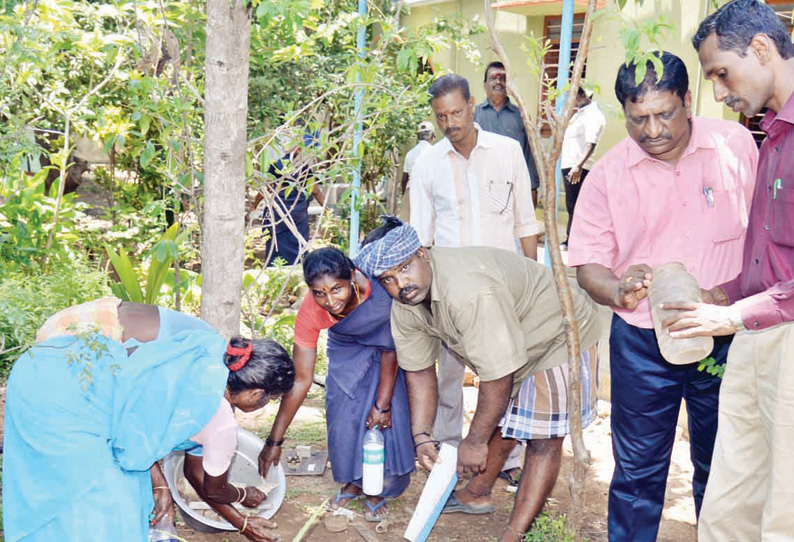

{"left": 760, "top": 89, "right": 794, "bottom": 134}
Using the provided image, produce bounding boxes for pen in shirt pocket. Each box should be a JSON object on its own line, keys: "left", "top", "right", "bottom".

{"left": 703, "top": 187, "right": 714, "bottom": 207}
{"left": 774, "top": 178, "right": 783, "bottom": 200}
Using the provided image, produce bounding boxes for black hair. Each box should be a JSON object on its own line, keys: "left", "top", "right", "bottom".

{"left": 577, "top": 86, "right": 587, "bottom": 98}
{"left": 483, "top": 61, "right": 505, "bottom": 82}
{"left": 428, "top": 74, "right": 471, "bottom": 103}
{"left": 225, "top": 336, "right": 295, "bottom": 395}
{"left": 693, "top": 0, "right": 794, "bottom": 60}
{"left": 614, "top": 51, "right": 689, "bottom": 108}
{"left": 360, "top": 215, "right": 404, "bottom": 248}
{"left": 302, "top": 246, "right": 355, "bottom": 286}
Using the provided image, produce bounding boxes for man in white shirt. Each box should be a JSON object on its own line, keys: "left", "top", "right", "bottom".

{"left": 410, "top": 75, "right": 539, "bottom": 255}
{"left": 400, "top": 121, "right": 435, "bottom": 221}
{"left": 411, "top": 74, "right": 558, "bottom": 516}
{"left": 560, "top": 87, "right": 606, "bottom": 248}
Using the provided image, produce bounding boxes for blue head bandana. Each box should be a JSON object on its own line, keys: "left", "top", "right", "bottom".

{"left": 354, "top": 224, "right": 422, "bottom": 278}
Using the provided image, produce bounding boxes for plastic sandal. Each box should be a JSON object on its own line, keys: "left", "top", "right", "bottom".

{"left": 441, "top": 494, "right": 495, "bottom": 515}
{"left": 498, "top": 467, "right": 521, "bottom": 487}
{"left": 331, "top": 490, "right": 361, "bottom": 510}
{"left": 364, "top": 498, "right": 389, "bottom": 522}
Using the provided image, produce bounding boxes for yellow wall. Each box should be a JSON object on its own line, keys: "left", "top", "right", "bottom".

{"left": 401, "top": 0, "right": 740, "bottom": 160}
{"left": 402, "top": 1, "right": 543, "bottom": 114}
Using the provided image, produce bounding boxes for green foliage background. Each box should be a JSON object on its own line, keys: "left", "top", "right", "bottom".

{"left": 0, "top": 0, "right": 483, "bottom": 378}
{"left": 0, "top": 256, "right": 110, "bottom": 379}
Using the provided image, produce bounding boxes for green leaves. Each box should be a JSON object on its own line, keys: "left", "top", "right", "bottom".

{"left": 143, "top": 223, "right": 180, "bottom": 304}
{"left": 698, "top": 356, "right": 725, "bottom": 378}
{"left": 105, "top": 243, "right": 144, "bottom": 302}
{"left": 604, "top": 4, "right": 673, "bottom": 83}
{"left": 0, "top": 171, "right": 82, "bottom": 269}
{"left": 616, "top": 0, "right": 647, "bottom": 9}
{"left": 139, "top": 141, "right": 156, "bottom": 168}
{"left": 105, "top": 223, "right": 185, "bottom": 304}
{"left": 0, "top": 255, "right": 111, "bottom": 379}
{"left": 396, "top": 46, "right": 415, "bottom": 75}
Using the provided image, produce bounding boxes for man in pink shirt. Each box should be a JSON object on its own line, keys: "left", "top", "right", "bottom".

{"left": 567, "top": 51, "right": 758, "bottom": 542}
{"left": 664, "top": 2, "right": 794, "bottom": 539}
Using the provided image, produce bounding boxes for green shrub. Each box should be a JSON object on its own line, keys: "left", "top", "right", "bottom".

{"left": 0, "top": 171, "right": 86, "bottom": 271}
{"left": 0, "top": 255, "right": 110, "bottom": 381}
{"left": 524, "top": 512, "right": 582, "bottom": 542}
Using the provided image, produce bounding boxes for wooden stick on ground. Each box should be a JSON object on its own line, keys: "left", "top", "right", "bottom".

{"left": 292, "top": 496, "right": 331, "bottom": 542}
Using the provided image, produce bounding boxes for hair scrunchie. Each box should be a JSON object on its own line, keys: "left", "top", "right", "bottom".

{"left": 226, "top": 342, "right": 253, "bottom": 372}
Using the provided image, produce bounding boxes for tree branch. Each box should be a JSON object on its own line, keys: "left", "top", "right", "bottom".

{"left": 43, "top": 53, "right": 125, "bottom": 266}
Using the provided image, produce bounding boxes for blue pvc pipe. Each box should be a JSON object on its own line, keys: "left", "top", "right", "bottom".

{"left": 545, "top": 0, "right": 575, "bottom": 266}
{"left": 349, "top": 0, "right": 368, "bottom": 257}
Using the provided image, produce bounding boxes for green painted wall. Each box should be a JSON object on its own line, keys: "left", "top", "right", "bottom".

{"left": 401, "top": 0, "right": 739, "bottom": 160}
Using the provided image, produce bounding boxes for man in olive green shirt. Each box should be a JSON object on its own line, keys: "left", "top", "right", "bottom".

{"left": 355, "top": 219, "right": 602, "bottom": 541}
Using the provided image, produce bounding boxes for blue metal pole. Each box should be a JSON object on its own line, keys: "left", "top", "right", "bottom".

{"left": 545, "top": 0, "right": 575, "bottom": 266}
{"left": 349, "top": 0, "right": 368, "bottom": 257}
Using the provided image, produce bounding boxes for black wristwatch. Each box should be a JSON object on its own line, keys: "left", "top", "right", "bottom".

{"left": 266, "top": 437, "right": 284, "bottom": 447}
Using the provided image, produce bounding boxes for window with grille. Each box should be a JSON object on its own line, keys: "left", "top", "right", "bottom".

{"left": 539, "top": 13, "right": 587, "bottom": 135}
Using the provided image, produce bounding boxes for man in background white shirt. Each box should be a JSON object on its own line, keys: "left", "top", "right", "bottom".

{"left": 411, "top": 74, "right": 548, "bottom": 515}
{"left": 560, "top": 87, "right": 606, "bottom": 249}
{"left": 410, "top": 75, "right": 538, "bottom": 255}
{"left": 400, "top": 121, "right": 435, "bottom": 221}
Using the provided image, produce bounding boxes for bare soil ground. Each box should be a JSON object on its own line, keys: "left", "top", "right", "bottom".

{"left": 174, "top": 395, "right": 697, "bottom": 542}
{"left": 0, "top": 387, "right": 697, "bottom": 542}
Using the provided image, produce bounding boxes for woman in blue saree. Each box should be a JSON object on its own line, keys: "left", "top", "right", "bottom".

{"left": 3, "top": 299, "right": 294, "bottom": 542}
{"left": 258, "top": 247, "right": 414, "bottom": 521}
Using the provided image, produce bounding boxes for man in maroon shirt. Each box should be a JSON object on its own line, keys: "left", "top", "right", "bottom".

{"left": 666, "top": 1, "right": 794, "bottom": 540}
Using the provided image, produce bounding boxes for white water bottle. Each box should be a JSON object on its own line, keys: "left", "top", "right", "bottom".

{"left": 362, "top": 426, "right": 384, "bottom": 495}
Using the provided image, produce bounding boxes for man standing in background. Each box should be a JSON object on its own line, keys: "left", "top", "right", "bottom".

{"left": 250, "top": 130, "right": 325, "bottom": 266}
{"left": 400, "top": 121, "right": 435, "bottom": 221}
{"left": 560, "top": 87, "right": 606, "bottom": 249}
{"left": 475, "top": 61, "right": 540, "bottom": 207}
{"left": 413, "top": 73, "right": 596, "bottom": 517}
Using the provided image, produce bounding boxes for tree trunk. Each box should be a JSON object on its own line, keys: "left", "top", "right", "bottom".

{"left": 200, "top": 0, "right": 251, "bottom": 338}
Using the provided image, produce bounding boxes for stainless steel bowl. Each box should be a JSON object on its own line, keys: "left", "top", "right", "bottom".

{"left": 163, "top": 427, "right": 286, "bottom": 533}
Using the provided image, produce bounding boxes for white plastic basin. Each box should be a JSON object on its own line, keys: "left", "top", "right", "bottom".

{"left": 163, "top": 427, "right": 286, "bottom": 533}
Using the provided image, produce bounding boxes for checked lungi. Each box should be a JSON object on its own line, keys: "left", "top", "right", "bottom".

{"left": 500, "top": 344, "right": 599, "bottom": 440}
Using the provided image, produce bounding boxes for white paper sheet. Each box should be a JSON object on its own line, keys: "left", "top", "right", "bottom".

{"left": 404, "top": 443, "right": 458, "bottom": 542}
